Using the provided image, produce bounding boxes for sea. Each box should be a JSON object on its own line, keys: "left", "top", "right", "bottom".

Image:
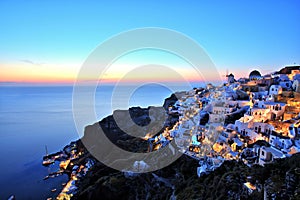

{"left": 0, "top": 83, "right": 200, "bottom": 199}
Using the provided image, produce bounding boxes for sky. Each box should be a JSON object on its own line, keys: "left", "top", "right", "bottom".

{"left": 0, "top": 0, "right": 299, "bottom": 84}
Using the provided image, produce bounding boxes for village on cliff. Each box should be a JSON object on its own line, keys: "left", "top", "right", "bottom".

{"left": 148, "top": 65, "right": 300, "bottom": 191}
{"left": 42, "top": 65, "right": 300, "bottom": 199}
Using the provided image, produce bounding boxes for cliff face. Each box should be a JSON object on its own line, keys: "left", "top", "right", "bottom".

{"left": 75, "top": 93, "right": 183, "bottom": 199}
{"left": 81, "top": 92, "right": 181, "bottom": 155}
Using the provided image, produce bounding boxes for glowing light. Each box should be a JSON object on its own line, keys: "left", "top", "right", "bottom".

{"left": 60, "top": 160, "right": 70, "bottom": 170}
{"left": 244, "top": 182, "right": 256, "bottom": 190}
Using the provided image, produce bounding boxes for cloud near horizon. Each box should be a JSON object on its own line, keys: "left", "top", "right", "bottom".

{"left": 18, "top": 59, "right": 45, "bottom": 66}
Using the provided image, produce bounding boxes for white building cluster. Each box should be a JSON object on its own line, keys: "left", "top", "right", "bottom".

{"left": 149, "top": 66, "right": 300, "bottom": 178}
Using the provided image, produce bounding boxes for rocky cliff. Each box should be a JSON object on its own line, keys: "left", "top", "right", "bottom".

{"left": 73, "top": 92, "right": 300, "bottom": 200}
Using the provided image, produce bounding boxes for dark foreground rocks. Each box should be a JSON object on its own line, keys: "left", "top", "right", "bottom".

{"left": 74, "top": 152, "right": 300, "bottom": 200}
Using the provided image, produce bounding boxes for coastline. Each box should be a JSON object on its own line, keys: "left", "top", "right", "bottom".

{"left": 43, "top": 70, "right": 300, "bottom": 199}
{"left": 41, "top": 91, "right": 182, "bottom": 199}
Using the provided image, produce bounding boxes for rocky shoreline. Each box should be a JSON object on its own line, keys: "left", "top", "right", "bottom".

{"left": 42, "top": 91, "right": 183, "bottom": 199}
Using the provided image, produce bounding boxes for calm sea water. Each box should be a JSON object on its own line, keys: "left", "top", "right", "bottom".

{"left": 0, "top": 84, "right": 195, "bottom": 199}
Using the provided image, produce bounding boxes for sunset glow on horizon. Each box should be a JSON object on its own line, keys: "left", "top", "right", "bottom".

{"left": 0, "top": 1, "right": 299, "bottom": 85}
{"left": 0, "top": 62, "right": 289, "bottom": 85}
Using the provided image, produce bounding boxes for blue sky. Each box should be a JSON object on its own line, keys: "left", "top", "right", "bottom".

{"left": 0, "top": 0, "right": 299, "bottom": 83}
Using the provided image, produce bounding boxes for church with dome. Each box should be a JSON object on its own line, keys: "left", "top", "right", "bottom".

{"left": 249, "top": 70, "right": 262, "bottom": 80}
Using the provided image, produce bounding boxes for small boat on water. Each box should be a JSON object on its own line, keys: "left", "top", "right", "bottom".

{"left": 51, "top": 188, "right": 57, "bottom": 192}
{"left": 42, "top": 158, "right": 55, "bottom": 166}
{"left": 49, "top": 174, "right": 56, "bottom": 178}
{"left": 43, "top": 175, "right": 50, "bottom": 180}
{"left": 42, "top": 145, "right": 55, "bottom": 166}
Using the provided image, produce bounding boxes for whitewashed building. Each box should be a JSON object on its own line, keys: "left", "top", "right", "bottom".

{"left": 269, "top": 133, "right": 293, "bottom": 150}
{"left": 251, "top": 122, "right": 274, "bottom": 135}
{"left": 269, "top": 85, "right": 283, "bottom": 96}
{"left": 288, "top": 121, "right": 300, "bottom": 139}
{"left": 264, "top": 102, "right": 286, "bottom": 120}
{"left": 292, "top": 79, "right": 300, "bottom": 92}
{"left": 258, "top": 146, "right": 285, "bottom": 166}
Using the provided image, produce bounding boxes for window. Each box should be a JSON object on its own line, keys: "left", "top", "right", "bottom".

{"left": 261, "top": 151, "right": 265, "bottom": 156}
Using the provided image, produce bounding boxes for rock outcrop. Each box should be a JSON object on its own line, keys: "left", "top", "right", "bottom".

{"left": 72, "top": 92, "right": 300, "bottom": 199}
